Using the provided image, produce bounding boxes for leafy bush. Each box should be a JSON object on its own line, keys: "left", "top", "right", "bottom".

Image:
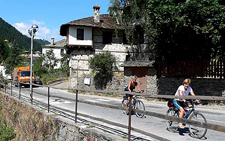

{"left": 0, "top": 95, "right": 59, "bottom": 140}
{"left": 0, "top": 114, "right": 15, "bottom": 141}
{"left": 89, "top": 52, "right": 118, "bottom": 89}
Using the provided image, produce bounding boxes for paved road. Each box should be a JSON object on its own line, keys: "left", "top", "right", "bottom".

{"left": 10, "top": 86, "right": 225, "bottom": 141}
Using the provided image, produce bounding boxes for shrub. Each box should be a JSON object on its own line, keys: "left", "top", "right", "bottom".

{"left": 89, "top": 52, "right": 118, "bottom": 89}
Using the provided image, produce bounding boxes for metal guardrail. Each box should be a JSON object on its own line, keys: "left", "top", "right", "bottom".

{"left": 0, "top": 79, "right": 225, "bottom": 141}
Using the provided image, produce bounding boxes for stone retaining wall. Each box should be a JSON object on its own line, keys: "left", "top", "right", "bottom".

{"left": 157, "top": 77, "right": 225, "bottom": 96}
{"left": 75, "top": 75, "right": 225, "bottom": 97}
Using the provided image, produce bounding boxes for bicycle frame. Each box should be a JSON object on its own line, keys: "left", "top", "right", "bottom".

{"left": 166, "top": 100, "right": 207, "bottom": 139}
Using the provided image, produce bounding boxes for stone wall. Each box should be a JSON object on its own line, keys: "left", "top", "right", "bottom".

{"left": 75, "top": 73, "right": 225, "bottom": 97}
{"left": 157, "top": 77, "right": 225, "bottom": 96}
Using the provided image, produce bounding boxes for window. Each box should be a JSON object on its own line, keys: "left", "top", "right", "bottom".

{"left": 60, "top": 49, "right": 64, "bottom": 55}
{"left": 134, "top": 26, "right": 144, "bottom": 45}
{"left": 123, "top": 32, "right": 128, "bottom": 44}
{"left": 20, "top": 71, "right": 33, "bottom": 76}
{"left": 103, "top": 32, "right": 112, "bottom": 44}
{"left": 77, "top": 29, "right": 84, "bottom": 40}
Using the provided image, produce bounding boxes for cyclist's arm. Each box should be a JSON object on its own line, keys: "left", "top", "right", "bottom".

{"left": 136, "top": 83, "right": 143, "bottom": 93}
{"left": 128, "top": 81, "right": 132, "bottom": 92}
{"left": 190, "top": 91, "right": 195, "bottom": 96}
{"left": 178, "top": 90, "right": 186, "bottom": 102}
{"left": 190, "top": 91, "right": 199, "bottom": 102}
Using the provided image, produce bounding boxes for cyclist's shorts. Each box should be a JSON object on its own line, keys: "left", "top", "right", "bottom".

{"left": 126, "top": 94, "right": 133, "bottom": 98}
{"left": 173, "top": 99, "right": 188, "bottom": 110}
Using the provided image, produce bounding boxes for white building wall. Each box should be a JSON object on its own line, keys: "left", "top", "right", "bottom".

{"left": 0, "top": 65, "right": 11, "bottom": 79}
{"left": 95, "top": 43, "right": 131, "bottom": 71}
{"left": 42, "top": 48, "right": 66, "bottom": 69}
{"left": 68, "top": 26, "right": 93, "bottom": 46}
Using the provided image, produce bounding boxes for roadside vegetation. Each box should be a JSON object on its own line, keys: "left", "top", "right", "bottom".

{"left": 0, "top": 94, "right": 60, "bottom": 140}
{"left": 89, "top": 51, "right": 118, "bottom": 89}
{"left": 33, "top": 49, "right": 69, "bottom": 85}
{"left": 0, "top": 114, "right": 15, "bottom": 141}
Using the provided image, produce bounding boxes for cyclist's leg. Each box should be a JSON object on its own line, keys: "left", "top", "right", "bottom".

{"left": 173, "top": 99, "right": 185, "bottom": 118}
{"left": 126, "top": 94, "right": 131, "bottom": 107}
{"left": 132, "top": 95, "right": 136, "bottom": 105}
{"left": 173, "top": 99, "right": 185, "bottom": 128}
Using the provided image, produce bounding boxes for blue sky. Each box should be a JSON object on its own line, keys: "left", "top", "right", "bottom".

{"left": 0, "top": 0, "right": 111, "bottom": 42}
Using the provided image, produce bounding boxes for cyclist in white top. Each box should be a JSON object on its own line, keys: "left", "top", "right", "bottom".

{"left": 173, "top": 78, "right": 198, "bottom": 129}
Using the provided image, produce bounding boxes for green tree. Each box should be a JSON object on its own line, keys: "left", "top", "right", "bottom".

{"left": 33, "top": 56, "right": 47, "bottom": 77}
{"left": 42, "top": 49, "right": 58, "bottom": 71}
{"left": 89, "top": 52, "right": 118, "bottom": 89}
{"left": 5, "top": 46, "right": 24, "bottom": 75}
{"left": 109, "top": 0, "right": 225, "bottom": 62}
{"left": 0, "top": 38, "right": 10, "bottom": 63}
{"left": 60, "top": 54, "right": 69, "bottom": 72}
{"left": 0, "top": 18, "right": 50, "bottom": 52}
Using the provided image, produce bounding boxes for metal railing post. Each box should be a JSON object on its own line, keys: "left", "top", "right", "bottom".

{"left": 19, "top": 84, "right": 21, "bottom": 100}
{"left": 75, "top": 89, "right": 78, "bottom": 123}
{"left": 5, "top": 83, "right": 6, "bottom": 94}
{"left": 11, "top": 80, "right": 12, "bottom": 96}
{"left": 48, "top": 86, "right": 50, "bottom": 113}
{"left": 30, "top": 84, "right": 33, "bottom": 105}
{"left": 128, "top": 97, "right": 132, "bottom": 141}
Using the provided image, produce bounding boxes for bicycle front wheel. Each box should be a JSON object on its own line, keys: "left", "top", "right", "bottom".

{"left": 135, "top": 100, "right": 145, "bottom": 118}
{"left": 188, "top": 112, "right": 207, "bottom": 139}
{"left": 122, "top": 98, "right": 128, "bottom": 114}
{"left": 166, "top": 108, "right": 179, "bottom": 132}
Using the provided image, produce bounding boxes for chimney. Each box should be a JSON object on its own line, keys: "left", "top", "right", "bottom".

{"left": 93, "top": 3, "right": 100, "bottom": 23}
{"left": 51, "top": 38, "right": 54, "bottom": 46}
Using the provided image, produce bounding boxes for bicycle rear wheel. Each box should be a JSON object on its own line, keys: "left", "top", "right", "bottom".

{"left": 166, "top": 108, "right": 179, "bottom": 132}
{"left": 188, "top": 112, "right": 207, "bottom": 139}
{"left": 135, "top": 100, "right": 145, "bottom": 118}
{"left": 122, "top": 98, "right": 128, "bottom": 114}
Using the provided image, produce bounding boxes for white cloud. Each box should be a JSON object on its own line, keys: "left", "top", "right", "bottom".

{"left": 13, "top": 20, "right": 63, "bottom": 42}
{"left": 30, "top": 20, "right": 45, "bottom": 25}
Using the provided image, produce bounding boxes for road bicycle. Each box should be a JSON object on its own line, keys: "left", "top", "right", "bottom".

{"left": 166, "top": 99, "right": 207, "bottom": 139}
{"left": 122, "top": 91, "right": 145, "bottom": 118}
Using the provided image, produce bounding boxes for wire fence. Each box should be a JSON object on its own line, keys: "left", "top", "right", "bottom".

{"left": 0, "top": 79, "right": 225, "bottom": 141}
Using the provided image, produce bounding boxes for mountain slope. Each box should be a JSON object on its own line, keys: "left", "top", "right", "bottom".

{"left": 0, "top": 17, "right": 50, "bottom": 52}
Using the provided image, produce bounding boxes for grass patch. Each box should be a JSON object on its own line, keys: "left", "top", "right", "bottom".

{"left": 0, "top": 114, "right": 16, "bottom": 141}
{"left": 87, "top": 124, "right": 95, "bottom": 128}
{"left": 41, "top": 76, "right": 58, "bottom": 85}
{"left": 122, "top": 136, "right": 128, "bottom": 139}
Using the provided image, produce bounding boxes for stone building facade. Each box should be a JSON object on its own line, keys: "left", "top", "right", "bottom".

{"left": 59, "top": 4, "right": 225, "bottom": 97}
{"left": 60, "top": 4, "right": 135, "bottom": 88}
